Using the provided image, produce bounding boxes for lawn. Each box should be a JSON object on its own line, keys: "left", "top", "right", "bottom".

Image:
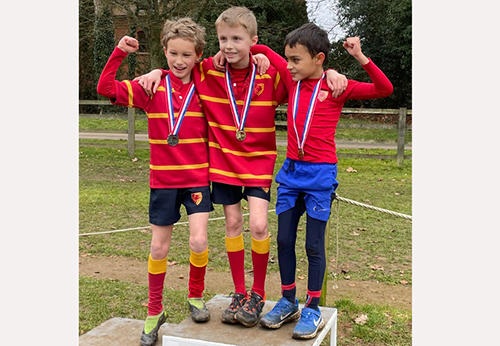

{"left": 79, "top": 140, "right": 412, "bottom": 345}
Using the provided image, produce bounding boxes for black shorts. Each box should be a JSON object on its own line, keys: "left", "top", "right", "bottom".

{"left": 211, "top": 182, "right": 271, "bottom": 205}
{"left": 149, "top": 186, "right": 213, "bottom": 226}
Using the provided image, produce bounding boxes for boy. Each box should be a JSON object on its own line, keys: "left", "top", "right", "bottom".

{"left": 96, "top": 18, "right": 213, "bottom": 346}
{"left": 250, "top": 23, "right": 393, "bottom": 339}
{"left": 137, "top": 7, "right": 347, "bottom": 328}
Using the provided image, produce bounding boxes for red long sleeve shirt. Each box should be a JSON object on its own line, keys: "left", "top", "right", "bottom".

{"left": 97, "top": 47, "right": 209, "bottom": 188}
{"left": 161, "top": 55, "right": 288, "bottom": 187}
{"left": 251, "top": 45, "right": 393, "bottom": 163}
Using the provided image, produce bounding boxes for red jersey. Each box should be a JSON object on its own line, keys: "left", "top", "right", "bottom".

{"left": 161, "top": 55, "right": 287, "bottom": 187}
{"left": 97, "top": 47, "right": 209, "bottom": 188}
{"left": 251, "top": 45, "right": 393, "bottom": 163}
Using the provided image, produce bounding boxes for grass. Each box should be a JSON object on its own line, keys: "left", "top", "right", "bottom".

{"left": 79, "top": 140, "right": 412, "bottom": 345}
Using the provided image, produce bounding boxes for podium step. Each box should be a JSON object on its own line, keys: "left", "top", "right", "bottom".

{"left": 79, "top": 294, "right": 337, "bottom": 346}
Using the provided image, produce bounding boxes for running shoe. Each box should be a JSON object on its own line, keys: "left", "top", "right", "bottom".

{"left": 235, "top": 290, "right": 265, "bottom": 327}
{"left": 259, "top": 297, "right": 300, "bottom": 329}
{"left": 187, "top": 297, "right": 210, "bottom": 323}
{"left": 221, "top": 292, "right": 248, "bottom": 324}
{"left": 140, "top": 311, "right": 167, "bottom": 346}
{"left": 292, "top": 307, "right": 325, "bottom": 339}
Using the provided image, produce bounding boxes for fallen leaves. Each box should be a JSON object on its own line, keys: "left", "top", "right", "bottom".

{"left": 346, "top": 167, "right": 358, "bottom": 173}
{"left": 370, "top": 264, "right": 384, "bottom": 271}
{"left": 354, "top": 313, "right": 369, "bottom": 325}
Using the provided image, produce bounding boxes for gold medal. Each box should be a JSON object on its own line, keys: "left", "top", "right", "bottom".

{"left": 298, "top": 149, "right": 305, "bottom": 160}
{"left": 236, "top": 130, "right": 246, "bottom": 141}
{"left": 167, "top": 134, "right": 179, "bottom": 146}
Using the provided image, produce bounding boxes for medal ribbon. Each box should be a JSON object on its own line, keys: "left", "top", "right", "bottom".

{"left": 165, "top": 74, "right": 196, "bottom": 136}
{"left": 292, "top": 73, "right": 325, "bottom": 153}
{"left": 224, "top": 62, "right": 256, "bottom": 132}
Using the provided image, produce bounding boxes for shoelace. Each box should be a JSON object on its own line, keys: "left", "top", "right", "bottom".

{"left": 244, "top": 292, "right": 263, "bottom": 312}
{"left": 229, "top": 293, "right": 246, "bottom": 310}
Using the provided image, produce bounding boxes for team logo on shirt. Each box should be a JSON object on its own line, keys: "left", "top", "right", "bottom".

{"left": 318, "top": 90, "right": 329, "bottom": 102}
{"left": 262, "top": 187, "right": 270, "bottom": 193}
{"left": 254, "top": 83, "right": 264, "bottom": 96}
{"left": 191, "top": 192, "right": 203, "bottom": 205}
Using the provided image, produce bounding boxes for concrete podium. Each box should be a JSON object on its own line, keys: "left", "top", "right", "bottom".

{"left": 79, "top": 294, "right": 337, "bottom": 346}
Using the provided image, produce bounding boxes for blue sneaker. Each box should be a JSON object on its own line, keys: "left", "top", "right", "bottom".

{"left": 259, "top": 297, "right": 300, "bottom": 329}
{"left": 292, "top": 307, "right": 325, "bottom": 339}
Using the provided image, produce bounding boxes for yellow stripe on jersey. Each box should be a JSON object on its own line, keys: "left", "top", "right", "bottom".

{"left": 199, "top": 62, "right": 205, "bottom": 82}
{"left": 199, "top": 95, "right": 277, "bottom": 107}
{"left": 147, "top": 111, "right": 204, "bottom": 118}
{"left": 206, "top": 70, "right": 271, "bottom": 80}
{"left": 149, "top": 138, "right": 208, "bottom": 144}
{"left": 209, "top": 142, "right": 276, "bottom": 157}
{"left": 209, "top": 168, "right": 273, "bottom": 180}
{"left": 150, "top": 163, "right": 209, "bottom": 170}
{"left": 208, "top": 122, "right": 275, "bottom": 133}
{"left": 274, "top": 72, "right": 281, "bottom": 89}
{"left": 124, "top": 80, "right": 133, "bottom": 107}
{"left": 157, "top": 86, "right": 166, "bottom": 92}
{"left": 207, "top": 70, "right": 224, "bottom": 78}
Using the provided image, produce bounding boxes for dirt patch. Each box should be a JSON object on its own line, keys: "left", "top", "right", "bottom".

{"left": 80, "top": 255, "right": 411, "bottom": 310}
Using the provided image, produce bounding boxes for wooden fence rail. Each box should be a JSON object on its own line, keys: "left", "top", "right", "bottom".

{"left": 79, "top": 100, "right": 411, "bottom": 166}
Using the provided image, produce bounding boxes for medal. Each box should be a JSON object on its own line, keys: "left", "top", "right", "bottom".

{"left": 224, "top": 62, "right": 256, "bottom": 142}
{"left": 298, "top": 149, "right": 305, "bottom": 160}
{"left": 236, "top": 130, "right": 246, "bottom": 141}
{"left": 164, "top": 74, "right": 196, "bottom": 147}
{"left": 167, "top": 134, "right": 179, "bottom": 146}
{"left": 291, "top": 73, "right": 325, "bottom": 160}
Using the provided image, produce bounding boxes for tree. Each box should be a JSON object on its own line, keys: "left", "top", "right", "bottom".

{"left": 332, "top": 0, "right": 412, "bottom": 108}
{"left": 80, "top": 0, "right": 96, "bottom": 99}
{"left": 79, "top": 0, "right": 309, "bottom": 99}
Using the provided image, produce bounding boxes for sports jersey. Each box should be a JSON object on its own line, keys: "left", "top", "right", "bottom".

{"left": 97, "top": 47, "right": 209, "bottom": 189}
{"left": 161, "top": 55, "right": 287, "bottom": 187}
{"left": 251, "top": 45, "right": 393, "bottom": 163}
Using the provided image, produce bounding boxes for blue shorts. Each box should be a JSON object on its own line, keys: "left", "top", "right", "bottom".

{"left": 275, "top": 158, "right": 338, "bottom": 221}
{"left": 211, "top": 182, "right": 271, "bottom": 205}
{"left": 149, "top": 186, "right": 213, "bottom": 226}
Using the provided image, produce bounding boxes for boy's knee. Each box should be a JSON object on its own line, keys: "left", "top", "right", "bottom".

{"left": 189, "top": 233, "right": 208, "bottom": 252}
{"left": 150, "top": 241, "right": 169, "bottom": 259}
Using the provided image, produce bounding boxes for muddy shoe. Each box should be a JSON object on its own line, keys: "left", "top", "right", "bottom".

{"left": 188, "top": 297, "right": 210, "bottom": 323}
{"left": 292, "top": 307, "right": 325, "bottom": 339}
{"left": 221, "top": 292, "right": 248, "bottom": 324}
{"left": 235, "top": 290, "right": 265, "bottom": 327}
{"left": 140, "top": 311, "right": 166, "bottom": 346}
{"left": 260, "top": 297, "right": 300, "bottom": 329}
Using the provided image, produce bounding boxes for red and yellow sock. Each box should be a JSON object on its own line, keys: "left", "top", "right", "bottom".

{"left": 251, "top": 235, "right": 270, "bottom": 297}
{"left": 225, "top": 234, "right": 246, "bottom": 295}
{"left": 147, "top": 254, "right": 167, "bottom": 316}
{"left": 188, "top": 248, "right": 208, "bottom": 298}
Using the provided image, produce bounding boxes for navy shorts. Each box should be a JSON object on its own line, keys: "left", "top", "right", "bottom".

{"left": 211, "top": 182, "right": 271, "bottom": 205}
{"left": 149, "top": 186, "right": 213, "bottom": 226}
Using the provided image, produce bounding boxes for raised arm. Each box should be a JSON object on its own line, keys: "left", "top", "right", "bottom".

{"left": 97, "top": 36, "right": 151, "bottom": 109}
{"left": 343, "top": 37, "right": 393, "bottom": 99}
{"left": 97, "top": 36, "right": 139, "bottom": 99}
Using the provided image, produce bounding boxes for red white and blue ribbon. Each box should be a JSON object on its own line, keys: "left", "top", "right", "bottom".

{"left": 224, "top": 62, "right": 256, "bottom": 133}
{"left": 291, "top": 73, "right": 325, "bottom": 154}
{"left": 165, "top": 74, "right": 196, "bottom": 137}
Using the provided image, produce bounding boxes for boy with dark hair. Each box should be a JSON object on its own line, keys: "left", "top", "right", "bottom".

{"left": 136, "top": 8, "right": 348, "bottom": 328}
{"left": 251, "top": 22, "right": 393, "bottom": 339}
{"left": 97, "top": 18, "right": 213, "bottom": 346}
